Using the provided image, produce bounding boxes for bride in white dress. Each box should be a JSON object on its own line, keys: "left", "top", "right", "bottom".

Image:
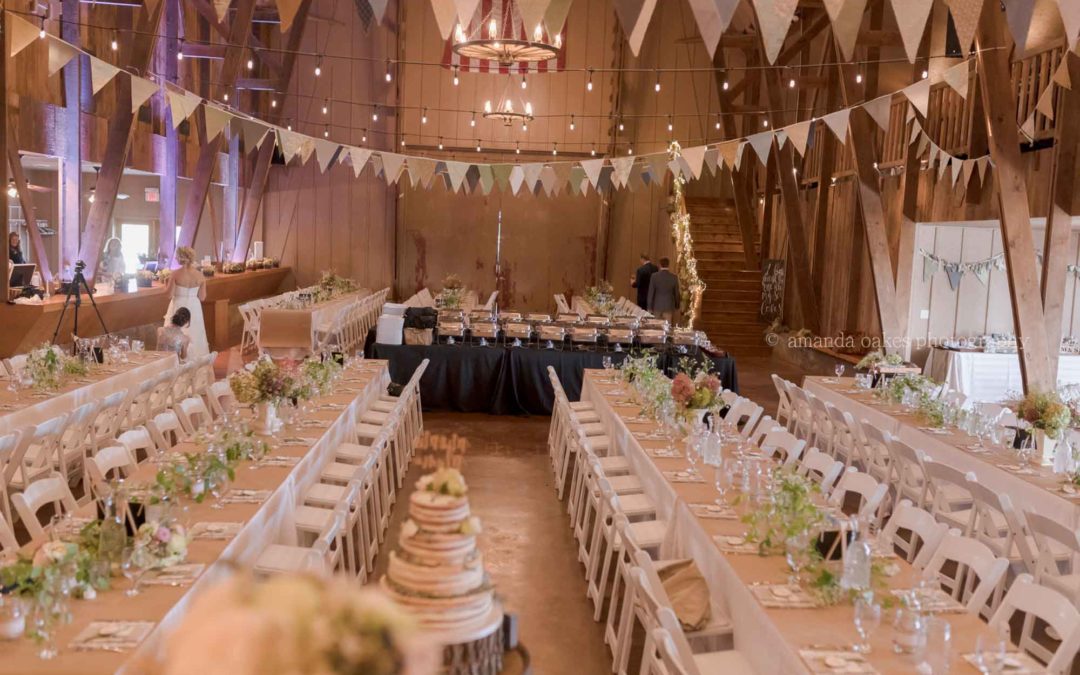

{"left": 163, "top": 246, "right": 209, "bottom": 359}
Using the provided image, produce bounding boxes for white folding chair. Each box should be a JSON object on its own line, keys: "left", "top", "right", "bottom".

{"left": 11, "top": 473, "right": 79, "bottom": 542}
{"left": 858, "top": 422, "right": 894, "bottom": 485}
{"left": 922, "top": 460, "right": 975, "bottom": 532}
{"left": 85, "top": 445, "right": 137, "bottom": 501}
{"left": 759, "top": 428, "right": 806, "bottom": 468}
{"left": 923, "top": 530, "right": 1009, "bottom": 617}
{"left": 880, "top": 499, "right": 948, "bottom": 567}
{"left": 989, "top": 574, "right": 1080, "bottom": 673}
{"left": 828, "top": 467, "right": 888, "bottom": 528}
{"left": 770, "top": 374, "right": 793, "bottom": 431}
{"left": 255, "top": 510, "right": 345, "bottom": 576}
{"left": 1024, "top": 511, "right": 1080, "bottom": 605}
{"left": 796, "top": 448, "right": 843, "bottom": 491}
{"left": 9, "top": 413, "right": 69, "bottom": 492}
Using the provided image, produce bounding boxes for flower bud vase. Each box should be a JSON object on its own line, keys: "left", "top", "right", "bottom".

{"left": 1035, "top": 429, "right": 1057, "bottom": 467}
{"left": 253, "top": 401, "right": 279, "bottom": 435}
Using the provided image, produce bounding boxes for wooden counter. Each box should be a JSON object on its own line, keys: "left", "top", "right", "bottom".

{"left": 0, "top": 267, "right": 294, "bottom": 357}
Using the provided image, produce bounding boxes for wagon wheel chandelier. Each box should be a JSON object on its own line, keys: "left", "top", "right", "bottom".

{"left": 452, "top": 13, "right": 562, "bottom": 66}
{"left": 483, "top": 79, "right": 535, "bottom": 127}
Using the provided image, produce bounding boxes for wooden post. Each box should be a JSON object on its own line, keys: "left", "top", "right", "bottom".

{"left": 232, "top": 141, "right": 275, "bottom": 262}
{"left": 76, "top": 0, "right": 166, "bottom": 279}
{"left": 159, "top": 0, "right": 179, "bottom": 264}
{"left": 1, "top": 10, "right": 8, "bottom": 303}
{"left": 811, "top": 64, "right": 840, "bottom": 302}
{"left": 711, "top": 47, "right": 758, "bottom": 269}
{"left": 60, "top": 0, "right": 81, "bottom": 279}
{"left": 6, "top": 123, "right": 52, "bottom": 281}
{"left": 175, "top": 0, "right": 258, "bottom": 254}
{"left": 1041, "top": 52, "right": 1080, "bottom": 377}
{"left": 974, "top": 5, "right": 1053, "bottom": 392}
{"left": 847, "top": 107, "right": 904, "bottom": 353}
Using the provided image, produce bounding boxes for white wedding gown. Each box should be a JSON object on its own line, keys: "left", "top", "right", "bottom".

{"left": 164, "top": 285, "right": 209, "bottom": 360}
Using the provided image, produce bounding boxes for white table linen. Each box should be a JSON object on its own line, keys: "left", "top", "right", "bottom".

{"left": 924, "top": 347, "right": 1080, "bottom": 402}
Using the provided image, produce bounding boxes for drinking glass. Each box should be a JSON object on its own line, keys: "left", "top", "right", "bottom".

{"left": 834, "top": 363, "right": 846, "bottom": 381}
{"left": 30, "top": 600, "right": 61, "bottom": 660}
{"left": 601, "top": 356, "right": 613, "bottom": 373}
{"left": 853, "top": 594, "right": 882, "bottom": 654}
{"left": 121, "top": 548, "right": 144, "bottom": 597}
{"left": 686, "top": 435, "right": 700, "bottom": 478}
{"left": 923, "top": 616, "right": 952, "bottom": 674}
{"left": 713, "top": 461, "right": 732, "bottom": 505}
{"left": 784, "top": 530, "right": 810, "bottom": 585}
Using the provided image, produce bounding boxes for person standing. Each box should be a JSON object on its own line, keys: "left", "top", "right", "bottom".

{"left": 8, "top": 232, "right": 25, "bottom": 264}
{"left": 163, "top": 246, "right": 209, "bottom": 359}
{"left": 647, "top": 257, "right": 680, "bottom": 322}
{"left": 630, "top": 253, "right": 657, "bottom": 309}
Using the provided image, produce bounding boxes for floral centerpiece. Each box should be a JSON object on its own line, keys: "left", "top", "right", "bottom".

{"left": 417, "top": 467, "right": 468, "bottom": 497}
{"left": 621, "top": 354, "right": 670, "bottom": 416}
{"left": 1017, "top": 391, "right": 1072, "bottom": 466}
{"left": 136, "top": 270, "right": 156, "bottom": 288}
{"left": 22, "top": 343, "right": 88, "bottom": 391}
{"left": 583, "top": 280, "right": 616, "bottom": 316}
{"left": 436, "top": 274, "right": 464, "bottom": 310}
{"left": 670, "top": 371, "right": 722, "bottom": 423}
{"left": 158, "top": 573, "right": 435, "bottom": 675}
{"left": 229, "top": 356, "right": 297, "bottom": 434}
{"left": 222, "top": 261, "right": 246, "bottom": 274}
{"left": 156, "top": 267, "right": 172, "bottom": 284}
{"left": 131, "top": 520, "right": 188, "bottom": 571}
{"left": 855, "top": 350, "right": 904, "bottom": 371}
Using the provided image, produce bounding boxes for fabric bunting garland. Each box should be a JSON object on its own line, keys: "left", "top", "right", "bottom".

{"left": 919, "top": 249, "right": 1005, "bottom": 290}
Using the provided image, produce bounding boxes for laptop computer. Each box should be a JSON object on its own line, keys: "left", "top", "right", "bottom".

{"left": 9, "top": 263, "right": 36, "bottom": 288}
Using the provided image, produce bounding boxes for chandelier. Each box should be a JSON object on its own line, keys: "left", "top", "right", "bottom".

{"left": 483, "top": 81, "right": 534, "bottom": 126}
{"left": 453, "top": 17, "right": 561, "bottom": 66}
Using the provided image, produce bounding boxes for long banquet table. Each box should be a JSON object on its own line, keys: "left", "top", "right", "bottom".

{"left": 258, "top": 289, "right": 369, "bottom": 355}
{"left": 366, "top": 337, "right": 738, "bottom": 415}
{"left": 0, "top": 351, "right": 180, "bottom": 436}
{"left": 804, "top": 376, "right": 1079, "bottom": 528}
{"left": 923, "top": 347, "right": 1080, "bottom": 403}
{"left": 583, "top": 370, "right": 1010, "bottom": 674}
{"left": 0, "top": 360, "right": 389, "bottom": 674}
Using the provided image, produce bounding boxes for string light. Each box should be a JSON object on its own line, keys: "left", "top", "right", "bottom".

{"left": 586, "top": 69, "right": 593, "bottom": 91}
{"left": 591, "top": 146, "right": 596, "bottom": 156}
{"left": 438, "top": 138, "right": 444, "bottom": 150}
{"left": 247, "top": 57, "right": 254, "bottom": 70}
{"left": 323, "top": 126, "right": 329, "bottom": 138}
{"left": 569, "top": 115, "right": 575, "bottom": 131}
{"left": 667, "top": 115, "right": 673, "bottom": 132}
{"left": 222, "top": 92, "right": 229, "bottom": 102}
{"left": 361, "top": 129, "right": 367, "bottom": 142}
{"left": 521, "top": 75, "right": 527, "bottom": 90}
{"left": 372, "top": 105, "right": 378, "bottom": 122}
{"left": 322, "top": 100, "right": 329, "bottom": 114}
{"left": 177, "top": 39, "right": 184, "bottom": 60}
{"left": 401, "top": 138, "right": 406, "bottom": 147}
{"left": 763, "top": 119, "right": 769, "bottom": 128}
{"left": 628, "top": 146, "right": 633, "bottom": 155}
{"left": 476, "top": 140, "right": 481, "bottom": 152}
{"left": 38, "top": 17, "right": 45, "bottom": 39}
{"left": 788, "top": 78, "right": 796, "bottom": 88}
{"left": 271, "top": 98, "right": 277, "bottom": 108}
{"left": 618, "top": 116, "right": 625, "bottom": 132}
{"left": 470, "top": 113, "right": 476, "bottom": 127}
{"left": 421, "top": 108, "right": 428, "bottom": 124}
{"left": 855, "top": 72, "right": 863, "bottom": 84}
{"left": 110, "top": 32, "right": 118, "bottom": 51}
{"left": 385, "top": 60, "right": 393, "bottom": 82}
{"left": 521, "top": 121, "right": 528, "bottom": 131}
{"left": 314, "top": 58, "right": 322, "bottom": 77}
{"left": 552, "top": 143, "right": 558, "bottom": 156}
{"left": 287, "top": 123, "right": 292, "bottom": 131}
{"left": 715, "top": 114, "right": 721, "bottom": 130}
{"left": 515, "top": 142, "right": 520, "bottom": 154}
{"left": 722, "top": 80, "right": 729, "bottom": 90}
{"left": 654, "top": 70, "right": 661, "bottom": 92}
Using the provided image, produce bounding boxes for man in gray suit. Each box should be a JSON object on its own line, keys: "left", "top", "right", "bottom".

{"left": 647, "top": 257, "right": 680, "bottom": 322}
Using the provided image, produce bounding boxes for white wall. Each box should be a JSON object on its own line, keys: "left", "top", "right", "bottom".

{"left": 906, "top": 219, "right": 1080, "bottom": 364}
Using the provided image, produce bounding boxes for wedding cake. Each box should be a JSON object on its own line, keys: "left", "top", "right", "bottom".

{"left": 381, "top": 468, "right": 497, "bottom": 637}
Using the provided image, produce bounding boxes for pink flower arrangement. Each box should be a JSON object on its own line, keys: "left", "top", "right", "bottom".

{"left": 671, "top": 373, "right": 696, "bottom": 406}
{"left": 671, "top": 371, "right": 722, "bottom": 411}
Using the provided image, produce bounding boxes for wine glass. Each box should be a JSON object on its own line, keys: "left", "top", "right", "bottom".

{"left": 120, "top": 548, "right": 143, "bottom": 597}
{"left": 713, "top": 460, "right": 732, "bottom": 505}
{"left": 602, "top": 356, "right": 613, "bottom": 374}
{"left": 834, "top": 363, "right": 846, "bottom": 382}
{"left": 852, "top": 594, "right": 882, "bottom": 654}
{"left": 973, "top": 625, "right": 1010, "bottom": 674}
{"left": 784, "top": 530, "right": 810, "bottom": 585}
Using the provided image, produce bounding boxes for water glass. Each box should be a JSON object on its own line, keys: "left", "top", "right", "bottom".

{"left": 834, "top": 363, "right": 846, "bottom": 381}
{"left": 784, "top": 531, "right": 810, "bottom": 584}
{"left": 121, "top": 548, "right": 143, "bottom": 597}
{"left": 601, "top": 356, "right": 613, "bottom": 372}
{"left": 853, "top": 594, "right": 882, "bottom": 654}
{"left": 923, "top": 616, "right": 952, "bottom": 673}
{"left": 713, "top": 461, "right": 731, "bottom": 505}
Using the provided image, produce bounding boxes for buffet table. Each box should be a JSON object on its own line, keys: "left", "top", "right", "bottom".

{"left": 804, "top": 376, "right": 1079, "bottom": 528}
{"left": 365, "top": 335, "right": 738, "bottom": 415}
{"left": 0, "top": 361, "right": 389, "bottom": 674}
{"left": 582, "top": 370, "right": 1006, "bottom": 674}
{"left": 923, "top": 346, "right": 1080, "bottom": 402}
{"left": 258, "top": 290, "right": 368, "bottom": 356}
{"left": 0, "top": 351, "right": 178, "bottom": 435}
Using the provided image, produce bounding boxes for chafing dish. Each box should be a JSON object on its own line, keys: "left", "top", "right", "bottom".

{"left": 640, "top": 318, "right": 670, "bottom": 331}
{"left": 470, "top": 321, "right": 499, "bottom": 339}
{"left": 438, "top": 309, "right": 465, "bottom": 323}
{"left": 584, "top": 314, "right": 610, "bottom": 327}
{"left": 504, "top": 322, "right": 533, "bottom": 339}
{"left": 611, "top": 316, "right": 640, "bottom": 329}
{"left": 638, "top": 329, "right": 669, "bottom": 345}
{"left": 538, "top": 324, "right": 567, "bottom": 342}
{"left": 607, "top": 327, "right": 635, "bottom": 344}
{"left": 437, "top": 321, "right": 466, "bottom": 338}
{"left": 570, "top": 326, "right": 600, "bottom": 343}
{"left": 525, "top": 313, "right": 552, "bottom": 323}
{"left": 556, "top": 313, "right": 582, "bottom": 323}
{"left": 469, "top": 309, "right": 494, "bottom": 322}
{"left": 672, "top": 328, "right": 702, "bottom": 346}
{"left": 500, "top": 311, "right": 522, "bottom": 321}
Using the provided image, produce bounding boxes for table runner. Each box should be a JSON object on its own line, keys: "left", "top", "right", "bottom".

{"left": 582, "top": 370, "right": 1004, "bottom": 674}
{"left": 258, "top": 290, "right": 369, "bottom": 354}
{"left": 924, "top": 348, "right": 1080, "bottom": 403}
{"left": 367, "top": 334, "right": 738, "bottom": 415}
{"left": 0, "top": 352, "right": 179, "bottom": 436}
{"left": 803, "top": 376, "right": 1079, "bottom": 528}
{"left": 0, "top": 361, "right": 389, "bottom": 674}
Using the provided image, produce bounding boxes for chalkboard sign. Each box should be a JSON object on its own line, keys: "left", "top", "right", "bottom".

{"left": 760, "top": 259, "right": 785, "bottom": 322}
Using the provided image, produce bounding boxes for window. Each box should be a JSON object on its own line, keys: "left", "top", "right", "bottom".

{"left": 120, "top": 223, "right": 150, "bottom": 274}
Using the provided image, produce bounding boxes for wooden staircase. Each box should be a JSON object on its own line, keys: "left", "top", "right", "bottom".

{"left": 685, "top": 197, "right": 771, "bottom": 357}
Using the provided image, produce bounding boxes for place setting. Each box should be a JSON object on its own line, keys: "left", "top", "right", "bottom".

{"left": 69, "top": 621, "right": 156, "bottom": 654}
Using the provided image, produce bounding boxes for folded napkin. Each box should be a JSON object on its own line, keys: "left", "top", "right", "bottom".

{"left": 689, "top": 503, "right": 736, "bottom": 520}
{"left": 70, "top": 621, "right": 155, "bottom": 652}
{"left": 142, "top": 563, "right": 205, "bottom": 586}
{"left": 647, "top": 448, "right": 683, "bottom": 459}
{"left": 751, "top": 583, "right": 820, "bottom": 609}
{"left": 191, "top": 521, "right": 243, "bottom": 540}
{"left": 257, "top": 455, "right": 302, "bottom": 468}
{"left": 664, "top": 470, "right": 705, "bottom": 484}
{"left": 961, "top": 651, "right": 1045, "bottom": 674}
{"left": 655, "top": 559, "right": 711, "bottom": 631}
{"left": 891, "top": 587, "right": 967, "bottom": 614}
{"left": 221, "top": 489, "right": 271, "bottom": 504}
{"left": 713, "top": 535, "right": 759, "bottom": 555}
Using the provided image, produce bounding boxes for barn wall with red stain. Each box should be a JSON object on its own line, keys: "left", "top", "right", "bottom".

{"left": 397, "top": 180, "right": 602, "bottom": 312}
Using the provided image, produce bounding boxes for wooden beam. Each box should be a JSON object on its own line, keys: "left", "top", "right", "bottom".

{"left": 758, "top": 157, "right": 777, "bottom": 259}
{"left": 847, "top": 107, "right": 903, "bottom": 352}
{"left": 235, "top": 77, "right": 277, "bottom": 91}
{"left": 60, "top": 0, "right": 81, "bottom": 279}
{"left": 1, "top": 12, "right": 8, "bottom": 303}
{"left": 186, "top": 0, "right": 284, "bottom": 78}
{"left": 76, "top": 0, "right": 165, "bottom": 280}
{"left": 712, "top": 48, "right": 759, "bottom": 269}
{"left": 231, "top": 140, "right": 275, "bottom": 262}
{"left": 974, "top": 5, "right": 1053, "bottom": 392}
{"left": 1041, "top": 52, "right": 1080, "bottom": 377}
{"left": 178, "top": 43, "right": 226, "bottom": 59}
{"left": 158, "top": 0, "right": 179, "bottom": 265}
{"left": 725, "top": 11, "right": 831, "bottom": 101}
{"left": 175, "top": 0, "right": 258, "bottom": 255}
{"left": 811, "top": 64, "right": 840, "bottom": 302}
{"left": 6, "top": 135, "right": 53, "bottom": 281}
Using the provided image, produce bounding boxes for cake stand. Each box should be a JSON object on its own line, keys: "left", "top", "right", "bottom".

{"left": 427, "top": 601, "right": 506, "bottom": 675}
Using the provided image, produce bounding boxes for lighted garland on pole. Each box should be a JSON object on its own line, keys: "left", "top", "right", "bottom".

{"left": 668, "top": 141, "right": 705, "bottom": 329}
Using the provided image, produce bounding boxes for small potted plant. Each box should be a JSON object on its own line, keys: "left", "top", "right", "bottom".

{"left": 135, "top": 270, "right": 155, "bottom": 288}
{"left": 1016, "top": 391, "right": 1072, "bottom": 467}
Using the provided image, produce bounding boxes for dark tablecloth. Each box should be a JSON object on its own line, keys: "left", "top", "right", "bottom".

{"left": 364, "top": 334, "right": 738, "bottom": 415}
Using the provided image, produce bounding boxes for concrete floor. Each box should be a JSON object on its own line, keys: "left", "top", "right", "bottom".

{"left": 372, "top": 412, "right": 613, "bottom": 675}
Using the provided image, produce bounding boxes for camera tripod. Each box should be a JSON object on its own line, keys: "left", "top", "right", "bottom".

{"left": 51, "top": 261, "right": 109, "bottom": 349}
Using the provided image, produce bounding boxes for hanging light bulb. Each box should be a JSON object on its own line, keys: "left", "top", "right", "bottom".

{"left": 438, "top": 138, "right": 444, "bottom": 150}
{"left": 271, "top": 98, "right": 277, "bottom": 108}
{"left": 655, "top": 70, "right": 661, "bottom": 93}
{"left": 488, "top": 19, "right": 498, "bottom": 39}
{"left": 591, "top": 146, "right": 596, "bottom": 156}
{"left": 552, "top": 143, "right": 558, "bottom": 156}
{"left": 921, "top": 69, "right": 929, "bottom": 79}
{"left": 855, "top": 72, "right": 863, "bottom": 84}
{"left": 385, "top": 60, "right": 393, "bottom": 82}
{"left": 87, "top": 188, "right": 95, "bottom": 203}
{"left": 587, "top": 69, "right": 594, "bottom": 92}
{"left": 362, "top": 129, "right": 367, "bottom": 142}
{"left": 314, "top": 58, "right": 322, "bottom": 77}
{"left": 372, "top": 105, "right": 379, "bottom": 122}
{"left": 516, "top": 142, "right": 521, "bottom": 154}
{"left": 6, "top": 179, "right": 17, "bottom": 199}
{"left": 476, "top": 140, "right": 481, "bottom": 152}
{"left": 177, "top": 39, "right": 184, "bottom": 60}
{"left": 763, "top": 119, "right": 769, "bottom": 128}
{"left": 322, "top": 100, "right": 329, "bottom": 115}
{"left": 788, "top": 78, "right": 796, "bottom": 88}
{"left": 569, "top": 115, "right": 575, "bottom": 131}
{"left": 715, "top": 114, "right": 721, "bottom": 130}
{"left": 222, "top": 92, "right": 229, "bottom": 102}
{"left": 287, "top": 123, "right": 292, "bottom": 131}
{"left": 421, "top": 108, "right": 428, "bottom": 124}
{"left": 247, "top": 57, "right": 254, "bottom": 70}
{"left": 324, "top": 126, "right": 330, "bottom": 138}
{"left": 484, "top": 100, "right": 493, "bottom": 114}
{"left": 38, "top": 17, "right": 46, "bottom": 39}
{"left": 667, "top": 115, "right": 674, "bottom": 132}
{"left": 110, "top": 32, "right": 119, "bottom": 51}
{"left": 722, "top": 80, "right": 729, "bottom": 90}
{"left": 627, "top": 146, "right": 633, "bottom": 155}
{"left": 453, "top": 66, "right": 459, "bottom": 86}
{"left": 522, "top": 121, "right": 528, "bottom": 131}
{"left": 618, "top": 118, "right": 624, "bottom": 132}
{"left": 401, "top": 138, "right": 406, "bottom": 147}
{"left": 470, "top": 113, "right": 476, "bottom": 127}
{"left": 521, "top": 75, "right": 527, "bottom": 90}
